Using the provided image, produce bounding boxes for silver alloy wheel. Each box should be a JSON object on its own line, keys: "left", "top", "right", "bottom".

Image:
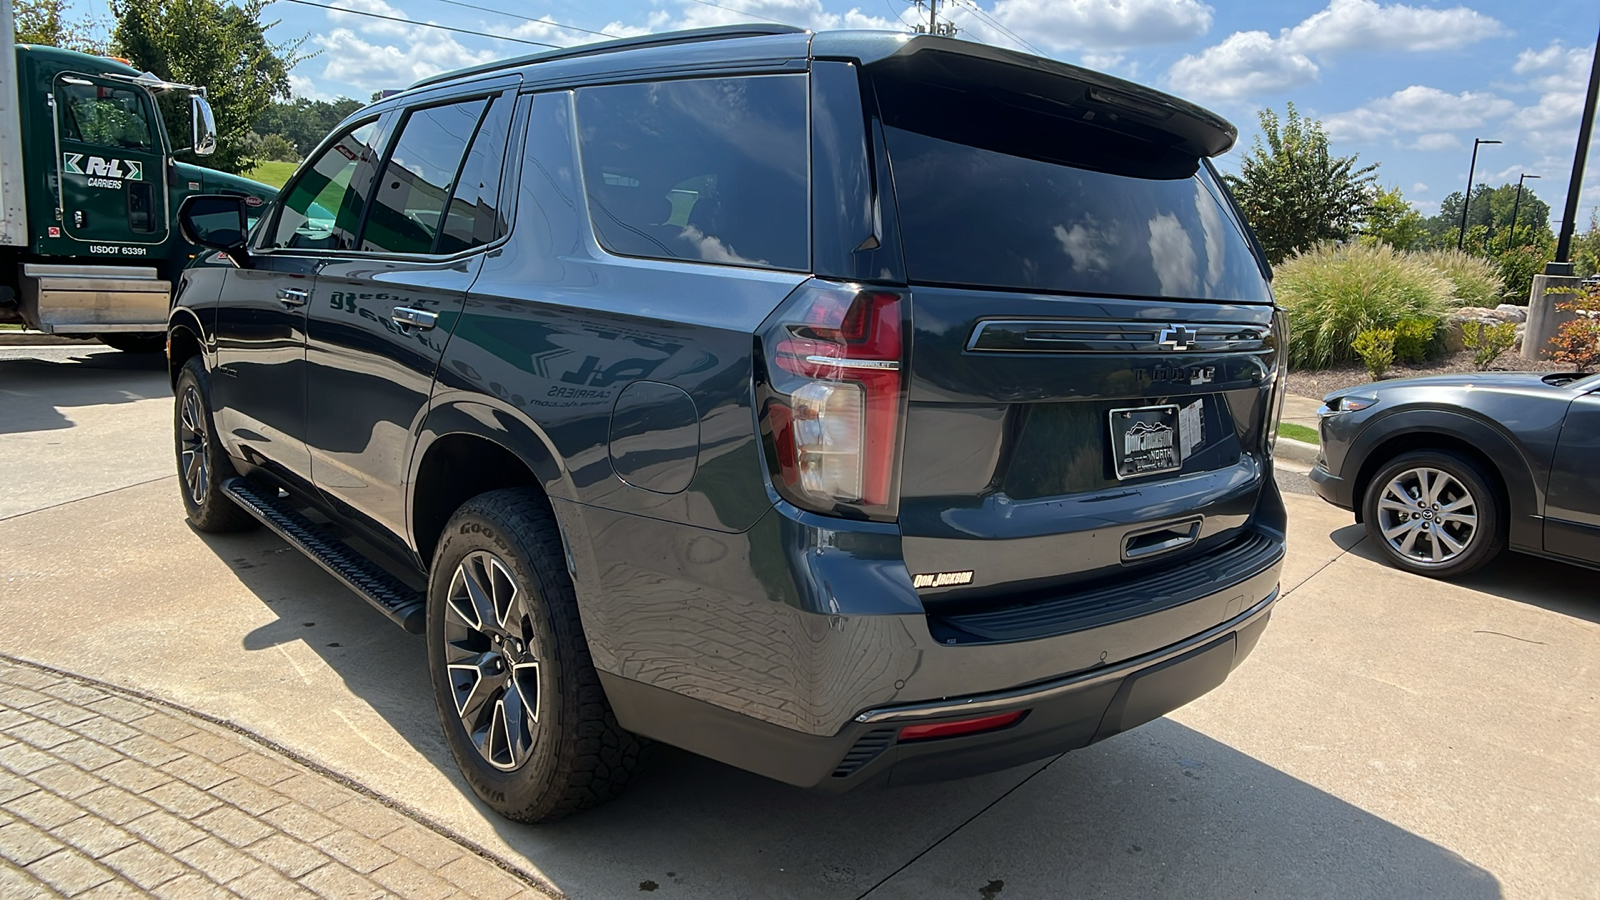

{"left": 443, "top": 551, "right": 541, "bottom": 771}
{"left": 1376, "top": 466, "right": 1479, "bottom": 566}
{"left": 178, "top": 385, "right": 209, "bottom": 506}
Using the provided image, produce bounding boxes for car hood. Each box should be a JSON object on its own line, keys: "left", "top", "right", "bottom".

{"left": 1325, "top": 371, "right": 1596, "bottom": 402}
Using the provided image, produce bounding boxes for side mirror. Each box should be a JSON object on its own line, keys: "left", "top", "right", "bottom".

{"left": 178, "top": 194, "right": 251, "bottom": 267}
{"left": 191, "top": 95, "right": 217, "bottom": 157}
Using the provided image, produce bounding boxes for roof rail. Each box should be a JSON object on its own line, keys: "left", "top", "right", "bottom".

{"left": 409, "top": 24, "right": 809, "bottom": 90}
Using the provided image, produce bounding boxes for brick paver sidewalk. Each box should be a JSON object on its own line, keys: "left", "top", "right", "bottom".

{"left": 0, "top": 657, "right": 549, "bottom": 899}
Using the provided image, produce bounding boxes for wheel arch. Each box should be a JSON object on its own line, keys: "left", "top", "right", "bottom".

{"left": 1348, "top": 410, "right": 1534, "bottom": 549}
{"left": 408, "top": 398, "right": 575, "bottom": 568}
{"left": 166, "top": 311, "right": 206, "bottom": 390}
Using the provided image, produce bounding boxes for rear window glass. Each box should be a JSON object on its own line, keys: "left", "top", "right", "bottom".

{"left": 574, "top": 75, "right": 809, "bottom": 271}
{"left": 881, "top": 113, "right": 1271, "bottom": 303}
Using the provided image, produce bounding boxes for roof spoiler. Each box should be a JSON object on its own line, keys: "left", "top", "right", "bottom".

{"left": 822, "top": 34, "right": 1237, "bottom": 159}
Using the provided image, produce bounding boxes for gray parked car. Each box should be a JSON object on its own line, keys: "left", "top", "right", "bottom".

{"left": 170, "top": 26, "right": 1288, "bottom": 821}
{"left": 1311, "top": 371, "right": 1600, "bottom": 577}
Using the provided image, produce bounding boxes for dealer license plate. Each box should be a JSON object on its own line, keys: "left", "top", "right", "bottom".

{"left": 1109, "top": 405, "right": 1182, "bottom": 480}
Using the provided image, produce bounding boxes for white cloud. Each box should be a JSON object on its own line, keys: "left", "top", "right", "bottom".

{"left": 1504, "top": 41, "right": 1595, "bottom": 146}
{"left": 985, "top": 0, "right": 1213, "bottom": 52}
{"left": 326, "top": 0, "right": 417, "bottom": 40}
{"left": 1322, "top": 86, "right": 1516, "bottom": 141}
{"left": 1412, "top": 182, "right": 1429, "bottom": 194}
{"left": 1407, "top": 132, "right": 1461, "bottom": 151}
{"left": 313, "top": 27, "right": 497, "bottom": 94}
{"left": 1164, "top": 0, "right": 1504, "bottom": 101}
{"left": 1167, "top": 31, "right": 1318, "bottom": 100}
{"left": 1283, "top": 0, "right": 1502, "bottom": 55}
{"left": 652, "top": 0, "right": 897, "bottom": 32}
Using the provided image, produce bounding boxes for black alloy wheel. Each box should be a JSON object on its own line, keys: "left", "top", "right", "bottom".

{"left": 173, "top": 358, "right": 258, "bottom": 532}
{"left": 427, "top": 489, "right": 642, "bottom": 822}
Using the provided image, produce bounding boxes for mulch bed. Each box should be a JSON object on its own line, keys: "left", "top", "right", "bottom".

{"left": 1286, "top": 351, "right": 1575, "bottom": 400}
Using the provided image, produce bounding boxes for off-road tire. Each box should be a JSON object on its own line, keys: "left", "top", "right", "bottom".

{"left": 1362, "top": 449, "right": 1504, "bottom": 578}
{"left": 173, "top": 358, "right": 258, "bottom": 532}
{"left": 427, "top": 489, "right": 642, "bottom": 822}
{"left": 99, "top": 333, "right": 166, "bottom": 353}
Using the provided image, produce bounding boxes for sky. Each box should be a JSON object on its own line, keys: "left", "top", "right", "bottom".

{"left": 73, "top": 0, "right": 1600, "bottom": 229}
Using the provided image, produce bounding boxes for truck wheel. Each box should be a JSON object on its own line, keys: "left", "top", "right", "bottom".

{"left": 427, "top": 489, "right": 642, "bottom": 822}
{"left": 1362, "top": 450, "right": 1504, "bottom": 578}
{"left": 99, "top": 334, "right": 166, "bottom": 353}
{"left": 173, "top": 358, "right": 257, "bottom": 532}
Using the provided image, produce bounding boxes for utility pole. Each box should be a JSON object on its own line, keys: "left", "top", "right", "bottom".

{"left": 912, "top": 0, "right": 958, "bottom": 37}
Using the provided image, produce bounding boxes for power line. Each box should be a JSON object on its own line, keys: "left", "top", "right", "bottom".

{"left": 679, "top": 0, "right": 798, "bottom": 27}
{"left": 422, "top": 0, "right": 621, "bottom": 39}
{"left": 280, "top": 0, "right": 561, "bottom": 47}
{"left": 948, "top": 0, "right": 1043, "bottom": 56}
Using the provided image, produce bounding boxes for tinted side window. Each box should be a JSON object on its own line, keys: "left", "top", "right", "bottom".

{"left": 360, "top": 98, "right": 487, "bottom": 254}
{"left": 575, "top": 75, "right": 809, "bottom": 271}
{"left": 436, "top": 95, "right": 512, "bottom": 255}
{"left": 271, "top": 121, "right": 379, "bottom": 250}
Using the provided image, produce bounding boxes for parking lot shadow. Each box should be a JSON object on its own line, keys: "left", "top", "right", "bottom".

{"left": 1341, "top": 530, "right": 1600, "bottom": 626}
{"left": 207, "top": 530, "right": 1500, "bottom": 900}
{"left": 0, "top": 346, "right": 169, "bottom": 434}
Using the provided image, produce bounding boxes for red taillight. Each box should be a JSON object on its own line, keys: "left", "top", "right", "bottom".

{"left": 761, "top": 284, "right": 904, "bottom": 516}
{"left": 897, "top": 710, "right": 1028, "bottom": 743}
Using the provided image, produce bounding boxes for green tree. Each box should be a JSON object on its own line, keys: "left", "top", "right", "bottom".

{"left": 1426, "top": 183, "right": 1552, "bottom": 251}
{"left": 110, "top": 0, "right": 308, "bottom": 174}
{"left": 253, "top": 96, "right": 363, "bottom": 158}
{"left": 12, "top": 0, "right": 105, "bottom": 53}
{"left": 1572, "top": 213, "right": 1600, "bottom": 278}
{"left": 1361, "top": 186, "right": 1428, "bottom": 251}
{"left": 1223, "top": 103, "right": 1380, "bottom": 266}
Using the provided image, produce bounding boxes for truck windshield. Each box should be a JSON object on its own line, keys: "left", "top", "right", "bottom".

{"left": 57, "top": 81, "right": 155, "bottom": 151}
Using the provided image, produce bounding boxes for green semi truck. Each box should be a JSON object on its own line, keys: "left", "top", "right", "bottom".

{"left": 0, "top": 0, "right": 277, "bottom": 351}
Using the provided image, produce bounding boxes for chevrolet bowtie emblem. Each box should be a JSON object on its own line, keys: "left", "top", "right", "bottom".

{"left": 1159, "top": 325, "right": 1197, "bottom": 351}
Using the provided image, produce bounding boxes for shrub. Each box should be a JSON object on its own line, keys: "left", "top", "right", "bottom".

{"left": 1413, "top": 249, "right": 1504, "bottom": 307}
{"left": 1550, "top": 299, "right": 1600, "bottom": 372}
{"left": 1276, "top": 242, "right": 1454, "bottom": 369}
{"left": 1462, "top": 321, "right": 1517, "bottom": 370}
{"left": 1353, "top": 328, "right": 1395, "bottom": 380}
{"left": 1391, "top": 316, "right": 1440, "bottom": 363}
{"left": 1493, "top": 243, "right": 1548, "bottom": 305}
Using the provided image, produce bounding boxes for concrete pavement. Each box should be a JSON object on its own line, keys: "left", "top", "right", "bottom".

{"left": 2, "top": 345, "right": 1597, "bottom": 898}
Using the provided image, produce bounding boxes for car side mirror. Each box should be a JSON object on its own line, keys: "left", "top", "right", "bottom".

{"left": 178, "top": 194, "right": 251, "bottom": 267}
{"left": 191, "top": 95, "right": 217, "bottom": 157}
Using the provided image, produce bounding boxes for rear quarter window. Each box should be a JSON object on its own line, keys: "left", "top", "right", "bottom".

{"left": 574, "top": 75, "right": 809, "bottom": 272}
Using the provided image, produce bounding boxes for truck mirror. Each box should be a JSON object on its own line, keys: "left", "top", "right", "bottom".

{"left": 191, "top": 95, "right": 218, "bottom": 157}
{"left": 178, "top": 194, "right": 251, "bottom": 267}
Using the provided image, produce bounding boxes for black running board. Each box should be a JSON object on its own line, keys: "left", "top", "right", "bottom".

{"left": 221, "top": 477, "right": 426, "bottom": 634}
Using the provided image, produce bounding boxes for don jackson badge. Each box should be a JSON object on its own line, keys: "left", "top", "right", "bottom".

{"left": 912, "top": 570, "right": 975, "bottom": 589}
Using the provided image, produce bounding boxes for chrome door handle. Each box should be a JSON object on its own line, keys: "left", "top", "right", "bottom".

{"left": 277, "top": 287, "right": 309, "bottom": 308}
{"left": 391, "top": 306, "right": 438, "bottom": 330}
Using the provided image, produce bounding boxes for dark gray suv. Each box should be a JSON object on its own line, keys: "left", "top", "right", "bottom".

{"left": 169, "top": 26, "right": 1287, "bottom": 822}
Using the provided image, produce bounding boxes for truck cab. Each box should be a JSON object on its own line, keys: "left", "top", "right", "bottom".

{"left": 0, "top": 33, "right": 277, "bottom": 349}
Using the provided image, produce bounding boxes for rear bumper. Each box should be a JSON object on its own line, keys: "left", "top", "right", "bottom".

{"left": 600, "top": 589, "right": 1277, "bottom": 791}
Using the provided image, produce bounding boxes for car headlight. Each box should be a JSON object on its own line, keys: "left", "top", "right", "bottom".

{"left": 1319, "top": 395, "right": 1377, "bottom": 415}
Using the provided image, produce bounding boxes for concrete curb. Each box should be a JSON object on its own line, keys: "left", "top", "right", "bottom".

{"left": 1276, "top": 437, "right": 1321, "bottom": 466}
{"left": 0, "top": 332, "right": 89, "bottom": 346}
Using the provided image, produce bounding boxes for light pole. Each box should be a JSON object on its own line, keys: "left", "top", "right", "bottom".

{"left": 1509, "top": 173, "right": 1541, "bottom": 247}
{"left": 1457, "top": 137, "right": 1502, "bottom": 251}
{"left": 1549, "top": 22, "right": 1600, "bottom": 274}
